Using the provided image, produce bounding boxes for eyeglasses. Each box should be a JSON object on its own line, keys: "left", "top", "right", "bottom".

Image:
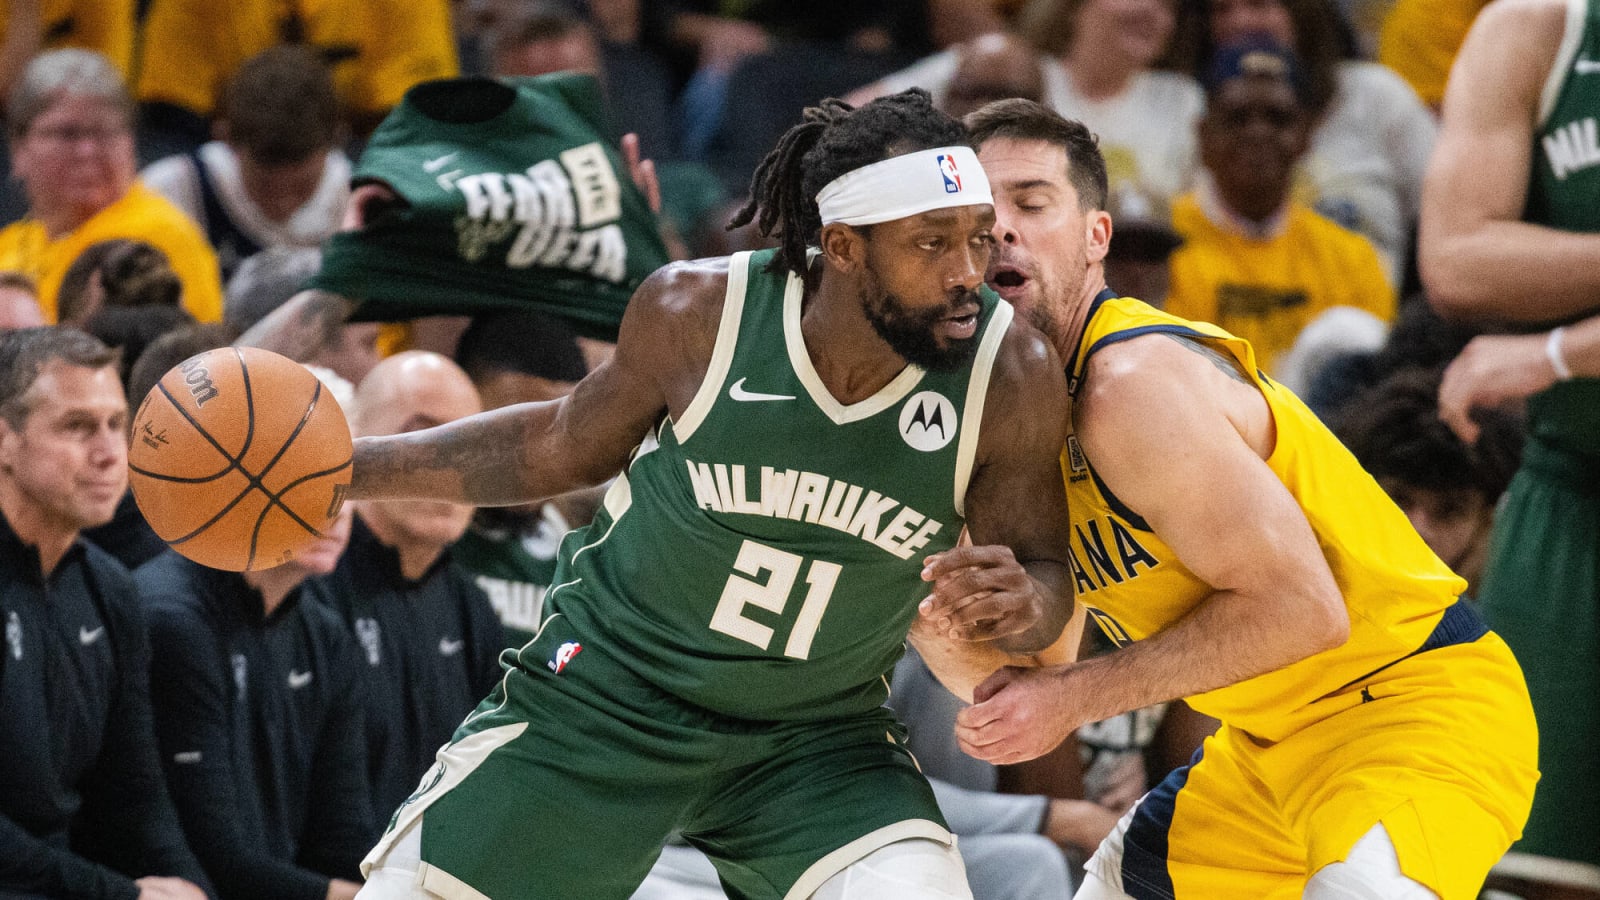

{"left": 25, "top": 122, "right": 130, "bottom": 146}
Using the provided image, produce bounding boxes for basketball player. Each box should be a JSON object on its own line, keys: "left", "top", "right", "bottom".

{"left": 342, "top": 89, "right": 1077, "bottom": 900}
{"left": 944, "top": 99, "right": 1538, "bottom": 899}
{"left": 1421, "top": 0, "right": 1600, "bottom": 886}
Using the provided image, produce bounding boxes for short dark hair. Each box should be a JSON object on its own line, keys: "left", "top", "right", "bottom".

{"left": 727, "top": 88, "right": 971, "bottom": 279}
{"left": 456, "top": 310, "right": 588, "bottom": 385}
{"left": 0, "top": 327, "right": 119, "bottom": 427}
{"left": 125, "top": 323, "right": 234, "bottom": 411}
{"left": 58, "top": 240, "right": 183, "bottom": 325}
{"left": 1333, "top": 366, "right": 1521, "bottom": 501}
{"left": 964, "top": 98, "right": 1108, "bottom": 212}
{"left": 219, "top": 45, "right": 340, "bottom": 166}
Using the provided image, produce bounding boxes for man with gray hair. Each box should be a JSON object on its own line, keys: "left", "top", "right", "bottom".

{"left": 0, "top": 327, "right": 211, "bottom": 900}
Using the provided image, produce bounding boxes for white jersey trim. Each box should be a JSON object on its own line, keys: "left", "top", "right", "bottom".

{"left": 952, "top": 300, "right": 1013, "bottom": 518}
{"left": 784, "top": 267, "right": 926, "bottom": 424}
{"left": 783, "top": 818, "right": 955, "bottom": 900}
{"left": 1539, "top": 0, "right": 1589, "bottom": 126}
{"left": 675, "top": 252, "right": 751, "bottom": 443}
{"left": 359, "top": 721, "right": 529, "bottom": 880}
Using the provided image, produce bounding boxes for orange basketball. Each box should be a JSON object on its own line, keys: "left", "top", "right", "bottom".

{"left": 128, "top": 347, "right": 353, "bottom": 572}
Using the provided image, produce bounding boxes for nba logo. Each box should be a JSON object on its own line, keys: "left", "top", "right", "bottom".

{"left": 936, "top": 154, "right": 962, "bottom": 193}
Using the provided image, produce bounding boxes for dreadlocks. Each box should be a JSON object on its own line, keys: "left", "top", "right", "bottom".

{"left": 727, "top": 89, "right": 970, "bottom": 278}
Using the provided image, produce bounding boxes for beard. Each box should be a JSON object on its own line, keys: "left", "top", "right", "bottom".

{"left": 862, "top": 282, "right": 983, "bottom": 371}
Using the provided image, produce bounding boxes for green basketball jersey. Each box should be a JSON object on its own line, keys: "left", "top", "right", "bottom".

{"left": 531, "top": 249, "right": 1014, "bottom": 721}
{"left": 1525, "top": 0, "right": 1600, "bottom": 453}
{"left": 311, "top": 74, "right": 670, "bottom": 341}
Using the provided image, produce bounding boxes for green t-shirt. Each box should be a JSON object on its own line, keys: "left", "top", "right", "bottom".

{"left": 312, "top": 74, "right": 669, "bottom": 341}
{"left": 451, "top": 505, "right": 571, "bottom": 649}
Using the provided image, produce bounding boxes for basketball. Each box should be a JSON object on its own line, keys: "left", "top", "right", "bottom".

{"left": 128, "top": 347, "right": 354, "bottom": 572}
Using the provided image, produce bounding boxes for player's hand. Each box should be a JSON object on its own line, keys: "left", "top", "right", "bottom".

{"left": 1439, "top": 332, "right": 1554, "bottom": 444}
{"left": 955, "top": 664, "right": 1081, "bottom": 764}
{"left": 919, "top": 545, "right": 1043, "bottom": 641}
{"left": 620, "top": 133, "right": 661, "bottom": 215}
{"left": 341, "top": 182, "right": 401, "bottom": 231}
{"left": 135, "top": 876, "right": 208, "bottom": 900}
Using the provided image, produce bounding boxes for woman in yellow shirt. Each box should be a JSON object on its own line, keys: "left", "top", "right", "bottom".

{"left": 0, "top": 49, "right": 222, "bottom": 324}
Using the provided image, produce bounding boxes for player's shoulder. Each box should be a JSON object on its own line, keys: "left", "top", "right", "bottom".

{"left": 1078, "top": 325, "right": 1234, "bottom": 413}
{"left": 627, "top": 256, "right": 737, "bottom": 322}
{"left": 1467, "top": 0, "right": 1569, "bottom": 55}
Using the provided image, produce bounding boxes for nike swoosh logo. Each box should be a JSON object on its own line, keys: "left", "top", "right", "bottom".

{"left": 438, "top": 638, "right": 464, "bottom": 656}
{"left": 79, "top": 626, "right": 105, "bottom": 646}
{"left": 423, "top": 152, "right": 459, "bottom": 172}
{"left": 728, "top": 377, "right": 796, "bottom": 402}
{"left": 287, "top": 670, "right": 313, "bottom": 689}
{"left": 1577, "top": 58, "right": 1600, "bottom": 74}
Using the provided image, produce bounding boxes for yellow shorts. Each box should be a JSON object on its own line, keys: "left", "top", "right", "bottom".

{"left": 1087, "top": 633, "right": 1539, "bottom": 900}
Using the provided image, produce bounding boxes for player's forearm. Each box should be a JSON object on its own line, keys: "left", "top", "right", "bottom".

{"left": 913, "top": 593, "right": 1083, "bottom": 702}
{"left": 236, "top": 290, "right": 355, "bottom": 362}
{"left": 350, "top": 404, "right": 554, "bottom": 506}
{"left": 1423, "top": 221, "right": 1600, "bottom": 324}
{"left": 1054, "top": 587, "right": 1347, "bottom": 725}
{"left": 991, "top": 562, "right": 1074, "bottom": 654}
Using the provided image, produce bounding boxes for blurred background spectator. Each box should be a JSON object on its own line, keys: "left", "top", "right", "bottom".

{"left": 0, "top": 272, "right": 43, "bottom": 330}
{"left": 224, "top": 247, "right": 379, "bottom": 388}
{"left": 141, "top": 47, "right": 350, "bottom": 283}
{"left": 0, "top": 50, "right": 223, "bottom": 324}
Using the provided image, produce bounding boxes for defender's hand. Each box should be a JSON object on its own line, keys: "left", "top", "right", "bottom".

{"left": 919, "top": 545, "right": 1044, "bottom": 642}
{"left": 955, "top": 664, "right": 1082, "bottom": 764}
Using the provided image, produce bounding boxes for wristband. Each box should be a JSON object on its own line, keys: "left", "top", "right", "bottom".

{"left": 1546, "top": 326, "right": 1574, "bottom": 381}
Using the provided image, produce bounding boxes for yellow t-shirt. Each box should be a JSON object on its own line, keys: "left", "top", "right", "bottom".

{"left": 1378, "top": 0, "right": 1489, "bottom": 108}
{"left": 1063, "top": 292, "right": 1467, "bottom": 741}
{"left": 0, "top": 0, "right": 135, "bottom": 77}
{"left": 0, "top": 183, "right": 223, "bottom": 323}
{"left": 134, "top": 0, "right": 458, "bottom": 120}
{"left": 1164, "top": 192, "right": 1396, "bottom": 373}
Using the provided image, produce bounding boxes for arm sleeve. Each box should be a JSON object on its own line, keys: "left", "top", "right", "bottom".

{"left": 69, "top": 583, "right": 213, "bottom": 896}
{"left": 143, "top": 601, "right": 330, "bottom": 900}
{"left": 295, "top": 628, "right": 377, "bottom": 881}
{"left": 0, "top": 812, "right": 141, "bottom": 900}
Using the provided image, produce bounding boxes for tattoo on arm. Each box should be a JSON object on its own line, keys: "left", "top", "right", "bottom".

{"left": 1160, "top": 334, "right": 1254, "bottom": 386}
{"left": 236, "top": 290, "right": 355, "bottom": 361}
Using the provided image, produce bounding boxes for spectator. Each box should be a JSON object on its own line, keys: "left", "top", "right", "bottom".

{"left": 1377, "top": 0, "right": 1488, "bottom": 111}
{"left": 1334, "top": 366, "right": 1521, "bottom": 596}
{"left": 1420, "top": 0, "right": 1600, "bottom": 887}
{"left": 941, "top": 32, "right": 1047, "bottom": 119}
{"left": 0, "top": 51, "right": 223, "bottom": 324}
{"left": 1164, "top": 39, "right": 1395, "bottom": 372}
{"left": 141, "top": 47, "right": 351, "bottom": 282}
{"left": 858, "top": 0, "right": 1203, "bottom": 207}
{"left": 1171, "top": 0, "right": 1436, "bottom": 286}
{"left": 313, "top": 351, "right": 504, "bottom": 831}
{"left": 137, "top": 502, "right": 372, "bottom": 900}
{"left": 0, "top": 272, "right": 45, "bottom": 330}
{"left": 451, "top": 310, "right": 594, "bottom": 649}
{"left": 225, "top": 248, "right": 380, "bottom": 388}
{"left": 0, "top": 326, "right": 210, "bottom": 900}
{"left": 82, "top": 323, "right": 234, "bottom": 574}
{"left": 1101, "top": 190, "right": 1182, "bottom": 309}
{"left": 57, "top": 239, "right": 183, "bottom": 328}
{"left": 134, "top": 0, "right": 458, "bottom": 158}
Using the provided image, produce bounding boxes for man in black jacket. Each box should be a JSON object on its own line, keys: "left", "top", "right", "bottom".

{"left": 139, "top": 502, "right": 374, "bottom": 900}
{"left": 0, "top": 327, "right": 210, "bottom": 900}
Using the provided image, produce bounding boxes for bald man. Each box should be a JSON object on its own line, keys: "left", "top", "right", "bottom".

{"left": 310, "top": 352, "right": 506, "bottom": 831}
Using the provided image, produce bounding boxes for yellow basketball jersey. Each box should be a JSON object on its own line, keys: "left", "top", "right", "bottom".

{"left": 1065, "top": 291, "right": 1467, "bottom": 740}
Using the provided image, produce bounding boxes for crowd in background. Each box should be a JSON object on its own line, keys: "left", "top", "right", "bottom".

{"left": 0, "top": 0, "right": 1590, "bottom": 898}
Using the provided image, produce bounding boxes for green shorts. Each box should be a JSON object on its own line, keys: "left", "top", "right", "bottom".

{"left": 365, "top": 613, "right": 952, "bottom": 900}
{"left": 1477, "top": 436, "right": 1600, "bottom": 869}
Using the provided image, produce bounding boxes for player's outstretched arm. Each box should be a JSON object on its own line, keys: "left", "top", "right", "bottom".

{"left": 912, "top": 317, "right": 1078, "bottom": 699}
{"left": 349, "top": 262, "right": 723, "bottom": 506}
{"left": 1420, "top": 0, "right": 1600, "bottom": 323}
{"left": 955, "top": 334, "right": 1348, "bottom": 763}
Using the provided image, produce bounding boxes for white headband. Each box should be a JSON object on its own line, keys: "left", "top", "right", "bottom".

{"left": 815, "top": 146, "right": 993, "bottom": 226}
